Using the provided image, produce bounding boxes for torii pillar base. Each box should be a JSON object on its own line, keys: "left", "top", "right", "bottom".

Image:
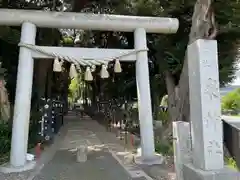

{"left": 134, "top": 147, "right": 165, "bottom": 165}
{"left": 0, "top": 161, "right": 36, "bottom": 173}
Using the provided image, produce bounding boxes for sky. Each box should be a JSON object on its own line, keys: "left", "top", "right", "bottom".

{"left": 230, "top": 62, "right": 240, "bottom": 86}
{"left": 231, "top": 72, "right": 240, "bottom": 85}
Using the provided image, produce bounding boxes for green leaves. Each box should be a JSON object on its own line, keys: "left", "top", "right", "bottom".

{"left": 0, "top": 122, "right": 11, "bottom": 155}
{"left": 222, "top": 88, "right": 240, "bottom": 114}
{"left": 0, "top": 26, "right": 20, "bottom": 44}
{"left": 0, "top": 0, "right": 239, "bottom": 105}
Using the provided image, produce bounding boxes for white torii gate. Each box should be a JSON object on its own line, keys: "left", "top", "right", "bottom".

{"left": 0, "top": 9, "right": 179, "bottom": 171}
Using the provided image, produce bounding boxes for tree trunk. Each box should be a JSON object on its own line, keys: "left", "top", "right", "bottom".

{"left": 164, "top": 0, "right": 217, "bottom": 142}
{"left": 166, "top": 0, "right": 230, "bottom": 158}
{"left": 168, "top": 0, "right": 216, "bottom": 123}
{"left": 0, "top": 79, "right": 10, "bottom": 122}
{"left": 160, "top": 71, "right": 180, "bottom": 142}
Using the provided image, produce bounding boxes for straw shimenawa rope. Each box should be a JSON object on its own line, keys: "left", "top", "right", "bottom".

{"left": 18, "top": 43, "right": 148, "bottom": 80}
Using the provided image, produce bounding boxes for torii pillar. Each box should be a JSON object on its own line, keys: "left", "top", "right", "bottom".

{"left": 134, "top": 28, "right": 155, "bottom": 162}
{"left": 11, "top": 22, "right": 36, "bottom": 168}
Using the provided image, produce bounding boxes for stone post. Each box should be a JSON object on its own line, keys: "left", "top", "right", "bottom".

{"left": 182, "top": 39, "right": 239, "bottom": 180}
{"left": 188, "top": 39, "right": 223, "bottom": 170}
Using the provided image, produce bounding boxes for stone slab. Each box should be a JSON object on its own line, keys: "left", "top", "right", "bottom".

{"left": 173, "top": 121, "right": 192, "bottom": 180}
{"left": 183, "top": 163, "right": 240, "bottom": 180}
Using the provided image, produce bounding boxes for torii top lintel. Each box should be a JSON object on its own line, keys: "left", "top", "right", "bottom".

{"left": 0, "top": 9, "right": 179, "bottom": 34}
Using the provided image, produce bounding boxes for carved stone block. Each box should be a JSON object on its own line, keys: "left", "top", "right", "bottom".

{"left": 187, "top": 39, "right": 223, "bottom": 170}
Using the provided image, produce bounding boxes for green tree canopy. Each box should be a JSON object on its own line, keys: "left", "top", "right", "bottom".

{"left": 0, "top": 0, "right": 239, "bottom": 117}
{"left": 222, "top": 88, "right": 240, "bottom": 114}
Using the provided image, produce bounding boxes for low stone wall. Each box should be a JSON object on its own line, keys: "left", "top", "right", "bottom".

{"left": 223, "top": 119, "right": 240, "bottom": 168}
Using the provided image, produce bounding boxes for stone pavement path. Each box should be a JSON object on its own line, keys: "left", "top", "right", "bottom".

{"left": 33, "top": 149, "right": 144, "bottom": 180}
{"left": 33, "top": 114, "right": 150, "bottom": 180}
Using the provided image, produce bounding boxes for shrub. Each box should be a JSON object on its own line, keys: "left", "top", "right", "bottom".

{"left": 155, "top": 139, "right": 173, "bottom": 155}
{"left": 0, "top": 110, "right": 40, "bottom": 156}
{"left": 0, "top": 109, "right": 42, "bottom": 165}
{"left": 0, "top": 122, "right": 11, "bottom": 154}
{"left": 225, "top": 157, "right": 239, "bottom": 170}
{"left": 156, "top": 110, "right": 169, "bottom": 125}
{"left": 221, "top": 88, "right": 240, "bottom": 114}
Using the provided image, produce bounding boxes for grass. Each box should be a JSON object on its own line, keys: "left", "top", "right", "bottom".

{"left": 225, "top": 157, "right": 239, "bottom": 171}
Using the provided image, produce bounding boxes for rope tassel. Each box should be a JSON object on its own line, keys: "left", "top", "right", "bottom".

{"left": 100, "top": 64, "right": 109, "bottom": 79}
{"left": 114, "top": 59, "right": 122, "bottom": 73}
{"left": 76, "top": 64, "right": 81, "bottom": 73}
{"left": 69, "top": 64, "right": 78, "bottom": 79}
{"left": 53, "top": 57, "right": 62, "bottom": 72}
{"left": 84, "top": 67, "right": 93, "bottom": 81}
{"left": 91, "top": 65, "right": 96, "bottom": 72}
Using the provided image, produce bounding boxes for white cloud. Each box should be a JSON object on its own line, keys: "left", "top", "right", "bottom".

{"left": 231, "top": 76, "right": 240, "bottom": 85}
{"left": 230, "top": 62, "right": 240, "bottom": 85}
